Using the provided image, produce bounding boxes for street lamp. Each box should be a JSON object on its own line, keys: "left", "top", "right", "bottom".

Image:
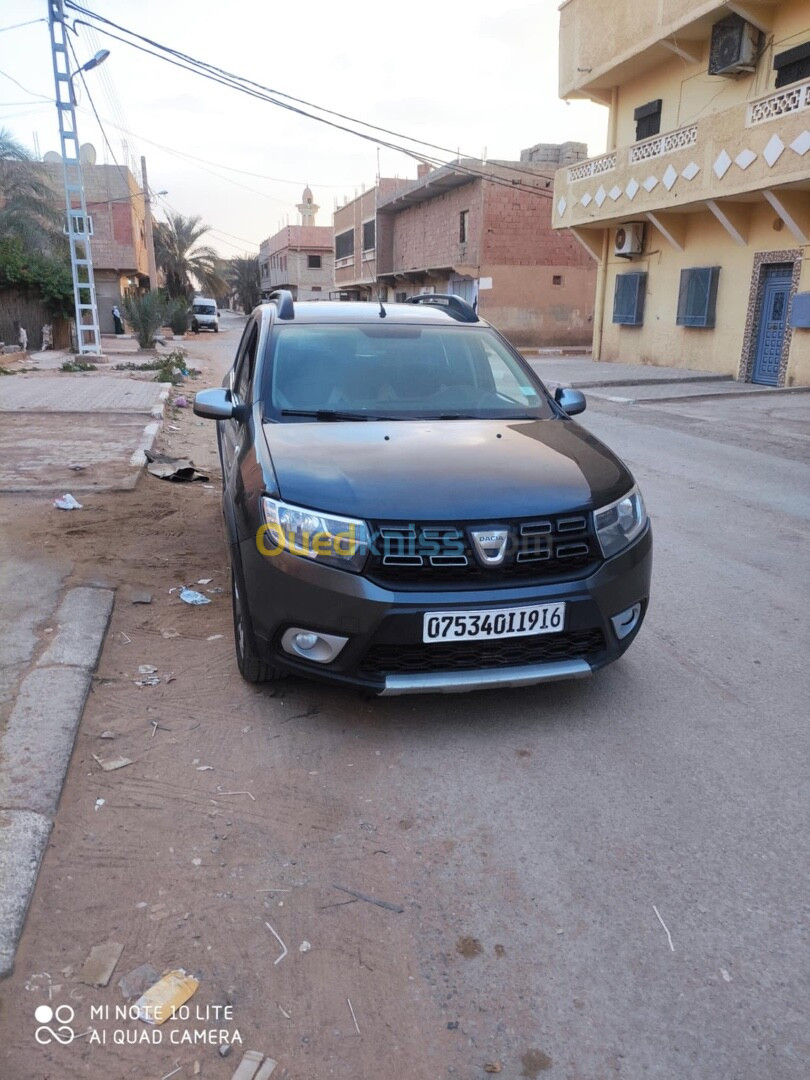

{"left": 68, "top": 49, "right": 109, "bottom": 104}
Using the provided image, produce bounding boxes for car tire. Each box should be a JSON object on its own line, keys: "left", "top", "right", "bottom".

{"left": 231, "top": 562, "right": 285, "bottom": 684}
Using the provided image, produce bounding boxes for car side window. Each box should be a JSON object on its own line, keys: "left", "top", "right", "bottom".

{"left": 234, "top": 322, "right": 259, "bottom": 403}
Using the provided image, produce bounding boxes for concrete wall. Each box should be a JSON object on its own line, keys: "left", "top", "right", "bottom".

{"left": 558, "top": 0, "right": 783, "bottom": 98}
{"left": 600, "top": 202, "right": 809, "bottom": 385}
{"left": 479, "top": 264, "right": 595, "bottom": 347}
{"left": 287, "top": 249, "right": 335, "bottom": 300}
{"left": 612, "top": 1, "right": 810, "bottom": 148}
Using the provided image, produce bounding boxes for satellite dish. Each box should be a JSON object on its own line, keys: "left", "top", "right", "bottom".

{"left": 43, "top": 151, "right": 62, "bottom": 163}
{"left": 80, "top": 143, "right": 97, "bottom": 164}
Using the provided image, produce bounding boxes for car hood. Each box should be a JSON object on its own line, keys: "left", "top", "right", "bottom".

{"left": 262, "top": 418, "right": 633, "bottom": 520}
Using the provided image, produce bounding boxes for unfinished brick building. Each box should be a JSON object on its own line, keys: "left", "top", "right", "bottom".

{"left": 375, "top": 147, "right": 596, "bottom": 346}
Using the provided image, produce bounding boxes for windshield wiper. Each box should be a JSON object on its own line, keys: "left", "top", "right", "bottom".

{"left": 421, "top": 412, "right": 538, "bottom": 420}
{"left": 280, "top": 409, "right": 376, "bottom": 421}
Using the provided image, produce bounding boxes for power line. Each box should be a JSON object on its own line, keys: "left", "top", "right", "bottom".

{"left": 75, "top": 102, "right": 348, "bottom": 189}
{"left": 63, "top": 2, "right": 554, "bottom": 200}
{"left": 66, "top": 34, "right": 126, "bottom": 176}
{"left": 64, "top": 2, "right": 554, "bottom": 187}
{"left": 0, "top": 18, "right": 46, "bottom": 34}
{"left": 0, "top": 68, "right": 52, "bottom": 101}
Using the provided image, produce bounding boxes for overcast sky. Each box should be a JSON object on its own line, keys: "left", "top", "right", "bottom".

{"left": 0, "top": 1, "right": 607, "bottom": 257}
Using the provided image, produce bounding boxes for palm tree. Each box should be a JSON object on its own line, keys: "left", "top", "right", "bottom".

{"left": 153, "top": 212, "right": 227, "bottom": 300}
{"left": 0, "top": 127, "right": 65, "bottom": 255}
{"left": 227, "top": 255, "right": 261, "bottom": 314}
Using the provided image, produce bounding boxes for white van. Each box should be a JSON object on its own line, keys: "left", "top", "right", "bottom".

{"left": 191, "top": 298, "right": 219, "bottom": 333}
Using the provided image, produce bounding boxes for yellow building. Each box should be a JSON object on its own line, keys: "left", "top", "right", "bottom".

{"left": 552, "top": 0, "right": 810, "bottom": 386}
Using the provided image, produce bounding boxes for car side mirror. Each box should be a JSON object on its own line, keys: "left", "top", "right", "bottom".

{"left": 193, "top": 387, "right": 241, "bottom": 421}
{"left": 555, "top": 387, "right": 586, "bottom": 416}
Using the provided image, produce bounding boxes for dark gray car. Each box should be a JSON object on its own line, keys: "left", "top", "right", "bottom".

{"left": 194, "top": 292, "right": 652, "bottom": 694}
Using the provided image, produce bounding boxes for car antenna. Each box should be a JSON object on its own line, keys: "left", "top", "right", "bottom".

{"left": 377, "top": 290, "right": 386, "bottom": 318}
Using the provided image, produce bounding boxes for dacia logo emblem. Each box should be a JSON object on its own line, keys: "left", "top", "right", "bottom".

{"left": 470, "top": 527, "right": 510, "bottom": 567}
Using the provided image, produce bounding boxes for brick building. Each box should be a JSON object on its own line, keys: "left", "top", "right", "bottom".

{"left": 333, "top": 179, "right": 403, "bottom": 300}
{"left": 375, "top": 151, "right": 597, "bottom": 346}
{"left": 8, "top": 152, "right": 150, "bottom": 334}
{"left": 259, "top": 187, "right": 334, "bottom": 301}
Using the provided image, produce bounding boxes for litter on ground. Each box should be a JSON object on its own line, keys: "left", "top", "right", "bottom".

{"left": 134, "top": 969, "right": 199, "bottom": 1025}
{"left": 79, "top": 942, "right": 123, "bottom": 987}
{"left": 180, "top": 588, "right": 211, "bottom": 605}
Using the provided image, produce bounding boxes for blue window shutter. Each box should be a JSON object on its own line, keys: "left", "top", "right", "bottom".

{"left": 613, "top": 272, "right": 647, "bottom": 326}
{"left": 677, "top": 267, "right": 720, "bottom": 327}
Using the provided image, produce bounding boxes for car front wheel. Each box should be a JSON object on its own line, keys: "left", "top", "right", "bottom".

{"left": 231, "top": 563, "right": 285, "bottom": 684}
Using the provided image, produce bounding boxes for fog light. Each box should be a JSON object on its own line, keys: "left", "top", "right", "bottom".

{"left": 611, "top": 602, "right": 642, "bottom": 641}
{"left": 280, "top": 627, "right": 349, "bottom": 664}
{"left": 295, "top": 632, "right": 319, "bottom": 651}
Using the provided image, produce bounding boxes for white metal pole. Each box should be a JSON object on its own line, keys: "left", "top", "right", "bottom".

{"left": 47, "top": 0, "right": 102, "bottom": 354}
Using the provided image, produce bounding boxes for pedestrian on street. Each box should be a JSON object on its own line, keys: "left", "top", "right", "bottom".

{"left": 112, "top": 305, "right": 124, "bottom": 335}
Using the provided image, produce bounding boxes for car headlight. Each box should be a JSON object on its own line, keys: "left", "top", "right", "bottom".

{"left": 258, "top": 496, "right": 369, "bottom": 573}
{"left": 594, "top": 485, "right": 647, "bottom": 558}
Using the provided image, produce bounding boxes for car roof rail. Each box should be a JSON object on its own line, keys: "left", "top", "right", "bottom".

{"left": 403, "top": 293, "right": 479, "bottom": 323}
{"left": 268, "top": 289, "right": 295, "bottom": 320}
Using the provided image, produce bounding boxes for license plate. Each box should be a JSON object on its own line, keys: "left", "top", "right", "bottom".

{"left": 422, "top": 603, "right": 566, "bottom": 643}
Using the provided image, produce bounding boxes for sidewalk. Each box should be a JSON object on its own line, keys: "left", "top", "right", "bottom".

{"left": 0, "top": 374, "right": 170, "bottom": 492}
{"left": 527, "top": 357, "right": 730, "bottom": 388}
{"left": 527, "top": 356, "right": 809, "bottom": 404}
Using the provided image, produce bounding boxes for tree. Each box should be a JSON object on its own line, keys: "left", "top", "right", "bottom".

{"left": 153, "top": 212, "right": 227, "bottom": 300}
{"left": 227, "top": 255, "right": 261, "bottom": 314}
{"left": 124, "top": 291, "right": 166, "bottom": 349}
{"left": 0, "top": 236, "right": 72, "bottom": 315}
{"left": 0, "top": 127, "right": 65, "bottom": 256}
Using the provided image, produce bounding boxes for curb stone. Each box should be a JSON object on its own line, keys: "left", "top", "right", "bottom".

{"left": 0, "top": 585, "right": 114, "bottom": 979}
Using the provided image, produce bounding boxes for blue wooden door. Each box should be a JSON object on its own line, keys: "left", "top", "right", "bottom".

{"left": 752, "top": 265, "right": 792, "bottom": 386}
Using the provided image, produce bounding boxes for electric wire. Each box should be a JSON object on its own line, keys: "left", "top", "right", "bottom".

{"left": 63, "top": 2, "right": 554, "bottom": 199}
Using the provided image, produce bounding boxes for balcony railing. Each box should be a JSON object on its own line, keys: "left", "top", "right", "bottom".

{"left": 567, "top": 152, "right": 616, "bottom": 182}
{"left": 747, "top": 78, "right": 810, "bottom": 126}
{"left": 628, "top": 124, "right": 697, "bottom": 163}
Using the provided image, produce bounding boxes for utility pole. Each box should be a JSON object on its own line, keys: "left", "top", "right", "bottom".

{"left": 47, "top": 0, "right": 102, "bottom": 354}
{"left": 141, "top": 155, "right": 159, "bottom": 291}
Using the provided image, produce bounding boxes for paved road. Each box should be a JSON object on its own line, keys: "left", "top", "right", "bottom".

{"left": 0, "top": 320, "right": 807, "bottom": 1079}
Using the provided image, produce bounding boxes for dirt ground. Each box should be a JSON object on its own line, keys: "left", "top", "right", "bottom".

{"left": 2, "top": 327, "right": 807, "bottom": 1080}
{"left": 0, "top": 332, "right": 508, "bottom": 1080}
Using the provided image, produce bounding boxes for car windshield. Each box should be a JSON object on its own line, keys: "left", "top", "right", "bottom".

{"left": 193, "top": 304, "right": 215, "bottom": 314}
{"left": 263, "top": 324, "right": 553, "bottom": 421}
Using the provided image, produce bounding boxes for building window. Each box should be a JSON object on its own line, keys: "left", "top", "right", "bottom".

{"left": 311, "top": 285, "right": 322, "bottom": 292}
{"left": 612, "top": 272, "right": 647, "bottom": 326}
{"left": 552, "top": 274, "right": 564, "bottom": 286}
{"left": 677, "top": 267, "right": 720, "bottom": 328}
{"left": 634, "top": 99, "right": 662, "bottom": 141}
{"left": 395, "top": 291, "right": 407, "bottom": 303}
{"left": 773, "top": 42, "right": 810, "bottom": 88}
{"left": 459, "top": 210, "right": 469, "bottom": 244}
{"left": 335, "top": 229, "right": 354, "bottom": 260}
{"left": 362, "top": 219, "right": 376, "bottom": 251}
{"left": 307, "top": 254, "right": 322, "bottom": 269}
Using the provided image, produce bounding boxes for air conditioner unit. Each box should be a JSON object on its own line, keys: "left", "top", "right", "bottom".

{"left": 614, "top": 222, "right": 644, "bottom": 258}
{"left": 709, "top": 14, "right": 760, "bottom": 76}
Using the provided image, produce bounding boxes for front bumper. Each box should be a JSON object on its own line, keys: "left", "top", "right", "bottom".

{"left": 236, "top": 523, "right": 652, "bottom": 694}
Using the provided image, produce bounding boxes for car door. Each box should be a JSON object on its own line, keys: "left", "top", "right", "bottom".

{"left": 220, "top": 317, "right": 259, "bottom": 482}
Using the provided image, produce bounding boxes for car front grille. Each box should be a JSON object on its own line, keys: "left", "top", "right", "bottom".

{"left": 366, "top": 515, "right": 600, "bottom": 588}
{"left": 358, "top": 628, "right": 606, "bottom": 679}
